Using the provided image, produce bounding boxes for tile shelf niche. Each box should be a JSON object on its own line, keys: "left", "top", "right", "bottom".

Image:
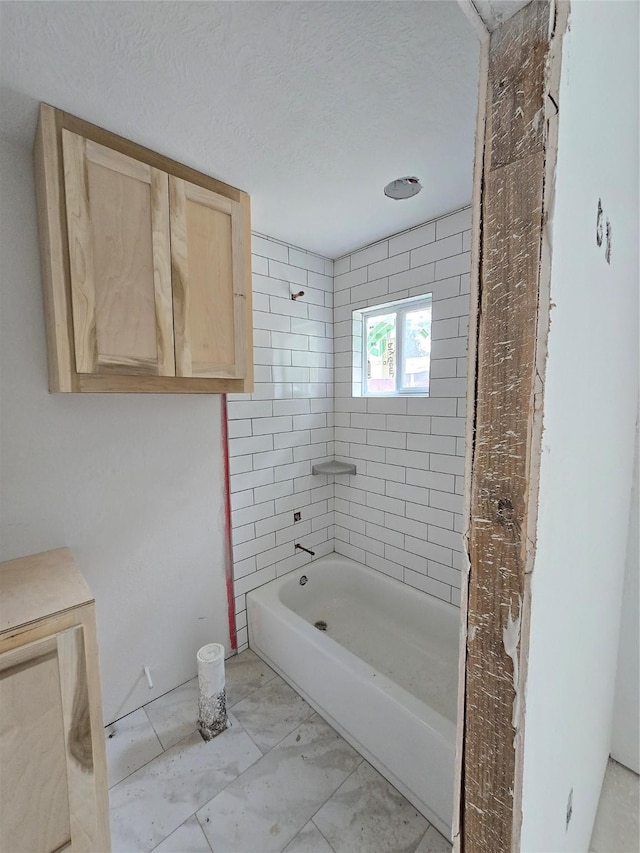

{"left": 312, "top": 461, "right": 357, "bottom": 476}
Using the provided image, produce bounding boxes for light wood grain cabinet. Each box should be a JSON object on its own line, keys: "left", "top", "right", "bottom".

{"left": 0, "top": 549, "right": 110, "bottom": 852}
{"left": 62, "top": 131, "right": 174, "bottom": 378}
{"left": 34, "top": 104, "right": 253, "bottom": 393}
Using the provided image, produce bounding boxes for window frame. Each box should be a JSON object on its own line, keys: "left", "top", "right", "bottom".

{"left": 356, "top": 293, "right": 432, "bottom": 397}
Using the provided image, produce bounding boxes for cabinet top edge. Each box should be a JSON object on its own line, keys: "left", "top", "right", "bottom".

{"left": 0, "top": 547, "right": 95, "bottom": 633}
{"left": 38, "top": 102, "right": 249, "bottom": 204}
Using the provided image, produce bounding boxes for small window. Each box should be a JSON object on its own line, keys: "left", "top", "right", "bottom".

{"left": 353, "top": 294, "right": 432, "bottom": 397}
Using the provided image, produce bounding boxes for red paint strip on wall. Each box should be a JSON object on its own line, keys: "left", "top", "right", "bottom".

{"left": 220, "top": 394, "right": 237, "bottom": 651}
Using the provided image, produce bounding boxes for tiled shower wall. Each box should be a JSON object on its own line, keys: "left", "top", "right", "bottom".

{"left": 228, "top": 207, "right": 471, "bottom": 651}
{"left": 227, "top": 235, "right": 335, "bottom": 651}
{"left": 333, "top": 207, "right": 471, "bottom": 606}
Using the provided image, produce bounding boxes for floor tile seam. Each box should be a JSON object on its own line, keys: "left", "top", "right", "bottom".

{"left": 107, "top": 673, "right": 275, "bottom": 791}
{"left": 143, "top": 675, "right": 264, "bottom": 745}
{"left": 412, "top": 825, "right": 435, "bottom": 853}
{"left": 305, "top": 753, "right": 365, "bottom": 829}
{"left": 107, "top": 711, "right": 164, "bottom": 790}
{"left": 147, "top": 817, "right": 215, "bottom": 853}
{"left": 258, "top": 664, "right": 280, "bottom": 686}
{"left": 135, "top": 773, "right": 225, "bottom": 853}
{"left": 222, "top": 696, "right": 318, "bottom": 756}
{"left": 108, "top": 668, "right": 285, "bottom": 784}
{"left": 189, "top": 712, "right": 360, "bottom": 838}
{"left": 226, "top": 668, "right": 281, "bottom": 711}
{"left": 228, "top": 717, "right": 267, "bottom": 758}
{"left": 108, "top": 712, "right": 256, "bottom": 794}
{"left": 114, "top": 799, "right": 202, "bottom": 853}
{"left": 186, "top": 725, "right": 268, "bottom": 821}
{"left": 112, "top": 723, "right": 265, "bottom": 852}
{"left": 141, "top": 703, "right": 172, "bottom": 752}
{"left": 309, "top": 817, "right": 339, "bottom": 853}
{"left": 308, "top": 758, "right": 438, "bottom": 853}
{"left": 194, "top": 809, "right": 230, "bottom": 853}
{"left": 232, "top": 702, "right": 317, "bottom": 754}
{"left": 138, "top": 674, "right": 280, "bottom": 751}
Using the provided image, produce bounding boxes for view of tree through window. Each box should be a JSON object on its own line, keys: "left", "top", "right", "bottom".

{"left": 358, "top": 295, "right": 432, "bottom": 396}
{"left": 366, "top": 313, "right": 396, "bottom": 392}
{"left": 402, "top": 306, "right": 431, "bottom": 390}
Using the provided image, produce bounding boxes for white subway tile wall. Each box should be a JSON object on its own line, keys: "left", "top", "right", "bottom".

{"left": 333, "top": 207, "right": 471, "bottom": 606}
{"left": 228, "top": 208, "right": 471, "bottom": 649}
{"left": 228, "top": 234, "right": 335, "bottom": 651}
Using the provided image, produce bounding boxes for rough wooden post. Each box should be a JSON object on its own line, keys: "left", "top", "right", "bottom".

{"left": 459, "top": 2, "right": 567, "bottom": 850}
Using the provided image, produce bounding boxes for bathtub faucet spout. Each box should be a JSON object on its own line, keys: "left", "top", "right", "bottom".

{"left": 294, "top": 543, "right": 315, "bottom": 556}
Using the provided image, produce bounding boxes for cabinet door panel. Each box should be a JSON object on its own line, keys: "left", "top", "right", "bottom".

{"left": 62, "top": 130, "right": 174, "bottom": 377}
{"left": 0, "top": 638, "right": 71, "bottom": 853}
{"left": 170, "top": 177, "right": 247, "bottom": 378}
{"left": 0, "top": 627, "right": 100, "bottom": 853}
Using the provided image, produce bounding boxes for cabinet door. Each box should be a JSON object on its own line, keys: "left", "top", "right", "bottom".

{"left": 0, "top": 627, "right": 103, "bottom": 852}
{"left": 170, "top": 177, "right": 248, "bottom": 378}
{"left": 62, "top": 130, "right": 174, "bottom": 376}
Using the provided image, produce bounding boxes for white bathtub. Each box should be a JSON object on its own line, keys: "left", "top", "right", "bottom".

{"left": 247, "top": 554, "right": 459, "bottom": 837}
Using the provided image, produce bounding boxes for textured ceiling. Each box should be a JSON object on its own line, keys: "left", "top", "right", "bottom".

{"left": 0, "top": 1, "right": 480, "bottom": 258}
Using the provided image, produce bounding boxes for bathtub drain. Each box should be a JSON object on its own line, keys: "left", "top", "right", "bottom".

{"left": 314, "top": 620, "right": 328, "bottom": 632}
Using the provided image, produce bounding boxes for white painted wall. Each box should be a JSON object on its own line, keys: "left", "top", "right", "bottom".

{"left": 520, "top": 3, "right": 639, "bottom": 851}
{"left": 611, "top": 416, "right": 639, "bottom": 774}
{"left": 0, "top": 139, "right": 231, "bottom": 725}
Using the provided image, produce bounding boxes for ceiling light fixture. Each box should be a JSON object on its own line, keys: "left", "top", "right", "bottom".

{"left": 384, "top": 176, "right": 423, "bottom": 200}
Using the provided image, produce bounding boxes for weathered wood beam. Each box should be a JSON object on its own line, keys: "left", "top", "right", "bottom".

{"left": 459, "top": 2, "right": 567, "bottom": 850}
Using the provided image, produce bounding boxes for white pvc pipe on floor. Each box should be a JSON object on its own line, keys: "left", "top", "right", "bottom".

{"left": 197, "top": 643, "right": 228, "bottom": 741}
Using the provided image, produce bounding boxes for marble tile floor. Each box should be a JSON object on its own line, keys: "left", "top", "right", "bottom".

{"left": 107, "top": 649, "right": 451, "bottom": 853}
{"left": 590, "top": 758, "right": 639, "bottom": 853}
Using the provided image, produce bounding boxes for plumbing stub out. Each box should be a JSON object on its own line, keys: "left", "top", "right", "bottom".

{"left": 197, "top": 643, "right": 229, "bottom": 742}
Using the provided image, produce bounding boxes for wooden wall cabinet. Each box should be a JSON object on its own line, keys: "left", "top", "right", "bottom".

{"left": 34, "top": 104, "right": 253, "bottom": 393}
{"left": 0, "top": 549, "right": 110, "bottom": 852}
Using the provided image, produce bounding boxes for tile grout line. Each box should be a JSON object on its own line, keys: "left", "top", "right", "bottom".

{"left": 412, "top": 824, "right": 434, "bottom": 853}
{"left": 304, "top": 754, "right": 365, "bottom": 839}
{"left": 189, "top": 708, "right": 327, "bottom": 850}
{"left": 153, "top": 709, "right": 264, "bottom": 853}
{"left": 192, "top": 708, "right": 359, "bottom": 849}
{"left": 105, "top": 712, "right": 164, "bottom": 790}
{"left": 138, "top": 672, "right": 316, "bottom": 847}
{"left": 108, "top": 651, "right": 448, "bottom": 853}
{"left": 107, "top": 659, "right": 279, "bottom": 791}
{"left": 147, "top": 816, "right": 215, "bottom": 853}
{"left": 309, "top": 816, "right": 339, "bottom": 853}
{"left": 226, "top": 713, "right": 266, "bottom": 758}
{"left": 141, "top": 704, "right": 166, "bottom": 752}
{"left": 110, "top": 684, "right": 270, "bottom": 850}
{"left": 306, "top": 756, "right": 442, "bottom": 853}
